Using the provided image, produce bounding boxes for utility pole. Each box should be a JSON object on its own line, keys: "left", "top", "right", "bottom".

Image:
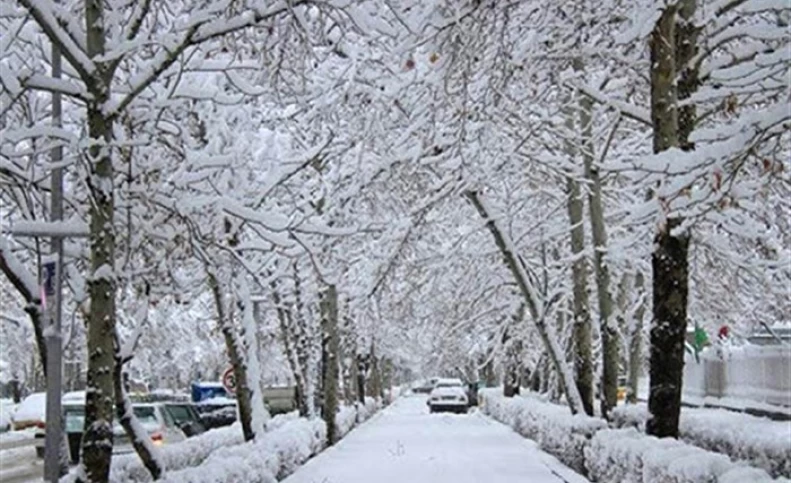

{"left": 43, "top": 43, "right": 65, "bottom": 482}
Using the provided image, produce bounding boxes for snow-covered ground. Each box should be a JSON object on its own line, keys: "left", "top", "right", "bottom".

{"left": 282, "top": 395, "right": 589, "bottom": 483}
{"left": 0, "top": 441, "right": 41, "bottom": 483}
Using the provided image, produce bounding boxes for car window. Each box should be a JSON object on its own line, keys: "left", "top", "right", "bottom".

{"left": 64, "top": 406, "right": 85, "bottom": 433}
{"left": 159, "top": 406, "right": 177, "bottom": 427}
{"left": 164, "top": 405, "right": 196, "bottom": 425}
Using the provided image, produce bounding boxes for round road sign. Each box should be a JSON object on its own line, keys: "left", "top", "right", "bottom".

{"left": 222, "top": 367, "right": 237, "bottom": 395}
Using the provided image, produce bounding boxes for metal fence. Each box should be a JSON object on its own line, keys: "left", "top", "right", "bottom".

{"left": 683, "top": 345, "right": 791, "bottom": 408}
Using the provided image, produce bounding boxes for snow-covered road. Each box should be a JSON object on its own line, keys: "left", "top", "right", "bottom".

{"left": 283, "top": 395, "right": 590, "bottom": 483}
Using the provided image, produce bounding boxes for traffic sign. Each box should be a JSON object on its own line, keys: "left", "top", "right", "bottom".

{"left": 222, "top": 367, "right": 237, "bottom": 395}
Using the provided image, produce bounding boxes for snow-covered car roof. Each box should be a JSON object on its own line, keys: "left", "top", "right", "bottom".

{"left": 12, "top": 392, "right": 46, "bottom": 423}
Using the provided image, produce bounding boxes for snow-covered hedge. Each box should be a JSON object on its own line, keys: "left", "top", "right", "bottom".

{"left": 586, "top": 428, "right": 788, "bottom": 483}
{"left": 480, "top": 390, "right": 787, "bottom": 483}
{"left": 479, "top": 389, "right": 606, "bottom": 475}
{"left": 159, "top": 416, "right": 325, "bottom": 483}
{"left": 336, "top": 397, "right": 381, "bottom": 440}
{"left": 109, "top": 412, "right": 301, "bottom": 482}
{"left": 611, "top": 404, "right": 791, "bottom": 479}
{"left": 102, "top": 394, "right": 394, "bottom": 483}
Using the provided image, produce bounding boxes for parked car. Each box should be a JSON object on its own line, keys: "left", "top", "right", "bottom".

{"left": 11, "top": 392, "right": 46, "bottom": 431}
{"left": 35, "top": 396, "right": 205, "bottom": 462}
{"left": 411, "top": 379, "right": 435, "bottom": 394}
{"left": 34, "top": 392, "right": 128, "bottom": 462}
{"left": 132, "top": 402, "right": 206, "bottom": 445}
{"left": 195, "top": 397, "right": 238, "bottom": 430}
{"left": 427, "top": 378, "right": 469, "bottom": 414}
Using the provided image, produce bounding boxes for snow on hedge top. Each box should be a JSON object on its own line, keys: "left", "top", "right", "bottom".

{"left": 611, "top": 403, "right": 791, "bottom": 478}
{"left": 586, "top": 427, "right": 787, "bottom": 483}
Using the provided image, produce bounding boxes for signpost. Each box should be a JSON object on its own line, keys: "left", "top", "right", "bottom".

{"left": 222, "top": 367, "right": 237, "bottom": 395}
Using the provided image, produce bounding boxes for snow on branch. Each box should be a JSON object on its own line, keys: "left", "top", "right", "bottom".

{"left": 572, "top": 82, "right": 652, "bottom": 126}
{"left": 106, "top": 1, "right": 312, "bottom": 119}
{"left": 464, "top": 190, "right": 585, "bottom": 415}
{"left": 17, "top": 0, "right": 95, "bottom": 83}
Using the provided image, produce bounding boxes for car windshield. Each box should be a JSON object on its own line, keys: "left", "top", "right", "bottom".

{"left": 132, "top": 406, "right": 159, "bottom": 428}
{"left": 436, "top": 382, "right": 462, "bottom": 388}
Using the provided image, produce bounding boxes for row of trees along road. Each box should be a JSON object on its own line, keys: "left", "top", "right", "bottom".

{"left": 1, "top": 0, "right": 788, "bottom": 481}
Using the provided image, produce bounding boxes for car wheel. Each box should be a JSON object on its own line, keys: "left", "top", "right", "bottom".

{"left": 35, "top": 446, "right": 45, "bottom": 459}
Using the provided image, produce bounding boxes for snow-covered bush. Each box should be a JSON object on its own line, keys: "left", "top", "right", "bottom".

{"left": 586, "top": 428, "right": 787, "bottom": 483}
{"left": 160, "top": 417, "right": 326, "bottom": 483}
{"left": 102, "top": 396, "right": 390, "bottom": 482}
{"left": 479, "top": 389, "right": 606, "bottom": 475}
{"left": 336, "top": 397, "right": 381, "bottom": 440}
{"left": 611, "top": 404, "right": 791, "bottom": 478}
{"left": 109, "top": 412, "right": 299, "bottom": 481}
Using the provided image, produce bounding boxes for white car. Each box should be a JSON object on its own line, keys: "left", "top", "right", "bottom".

{"left": 427, "top": 378, "right": 469, "bottom": 414}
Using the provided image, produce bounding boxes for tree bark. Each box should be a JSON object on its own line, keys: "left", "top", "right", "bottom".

{"left": 647, "top": 0, "right": 695, "bottom": 439}
{"left": 320, "top": 284, "right": 340, "bottom": 444}
{"left": 208, "top": 271, "right": 255, "bottom": 442}
{"left": 273, "top": 286, "right": 308, "bottom": 416}
{"left": 0, "top": 240, "right": 48, "bottom": 379}
{"left": 81, "top": 0, "right": 117, "bottom": 476}
{"left": 628, "top": 271, "right": 646, "bottom": 404}
{"left": 578, "top": 83, "right": 619, "bottom": 418}
{"left": 502, "top": 322, "right": 522, "bottom": 398}
{"left": 562, "top": 85, "right": 595, "bottom": 417}
{"left": 367, "top": 344, "right": 383, "bottom": 402}
{"left": 565, "top": 177, "right": 595, "bottom": 415}
{"left": 114, "top": 355, "right": 162, "bottom": 480}
{"left": 356, "top": 354, "right": 366, "bottom": 404}
{"left": 464, "top": 191, "right": 585, "bottom": 414}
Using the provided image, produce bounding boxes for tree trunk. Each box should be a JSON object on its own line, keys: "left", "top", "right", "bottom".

{"left": 577, "top": 82, "right": 619, "bottom": 418}
{"left": 320, "top": 284, "right": 340, "bottom": 444}
{"left": 367, "top": 345, "right": 383, "bottom": 402}
{"left": 562, "top": 87, "right": 595, "bottom": 416}
{"left": 628, "top": 271, "right": 646, "bottom": 404}
{"left": 208, "top": 271, "right": 255, "bottom": 442}
{"left": 356, "top": 354, "right": 366, "bottom": 404}
{"left": 0, "top": 240, "right": 49, "bottom": 381}
{"left": 565, "top": 176, "right": 595, "bottom": 415}
{"left": 78, "top": 0, "right": 119, "bottom": 479}
{"left": 502, "top": 324, "right": 522, "bottom": 398}
{"left": 292, "top": 260, "right": 316, "bottom": 417}
{"left": 464, "top": 191, "right": 586, "bottom": 414}
{"left": 238, "top": 276, "right": 269, "bottom": 437}
{"left": 114, "top": 355, "right": 162, "bottom": 480}
{"left": 647, "top": 0, "right": 693, "bottom": 439}
{"left": 273, "top": 287, "right": 307, "bottom": 416}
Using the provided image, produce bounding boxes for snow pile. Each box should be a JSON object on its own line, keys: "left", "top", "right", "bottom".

{"left": 159, "top": 417, "right": 326, "bottom": 483}
{"left": 610, "top": 404, "right": 791, "bottom": 478}
{"left": 479, "top": 389, "right": 606, "bottom": 474}
{"left": 586, "top": 428, "right": 787, "bottom": 483}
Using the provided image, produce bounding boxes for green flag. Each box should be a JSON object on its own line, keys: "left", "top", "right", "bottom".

{"left": 692, "top": 325, "right": 708, "bottom": 363}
